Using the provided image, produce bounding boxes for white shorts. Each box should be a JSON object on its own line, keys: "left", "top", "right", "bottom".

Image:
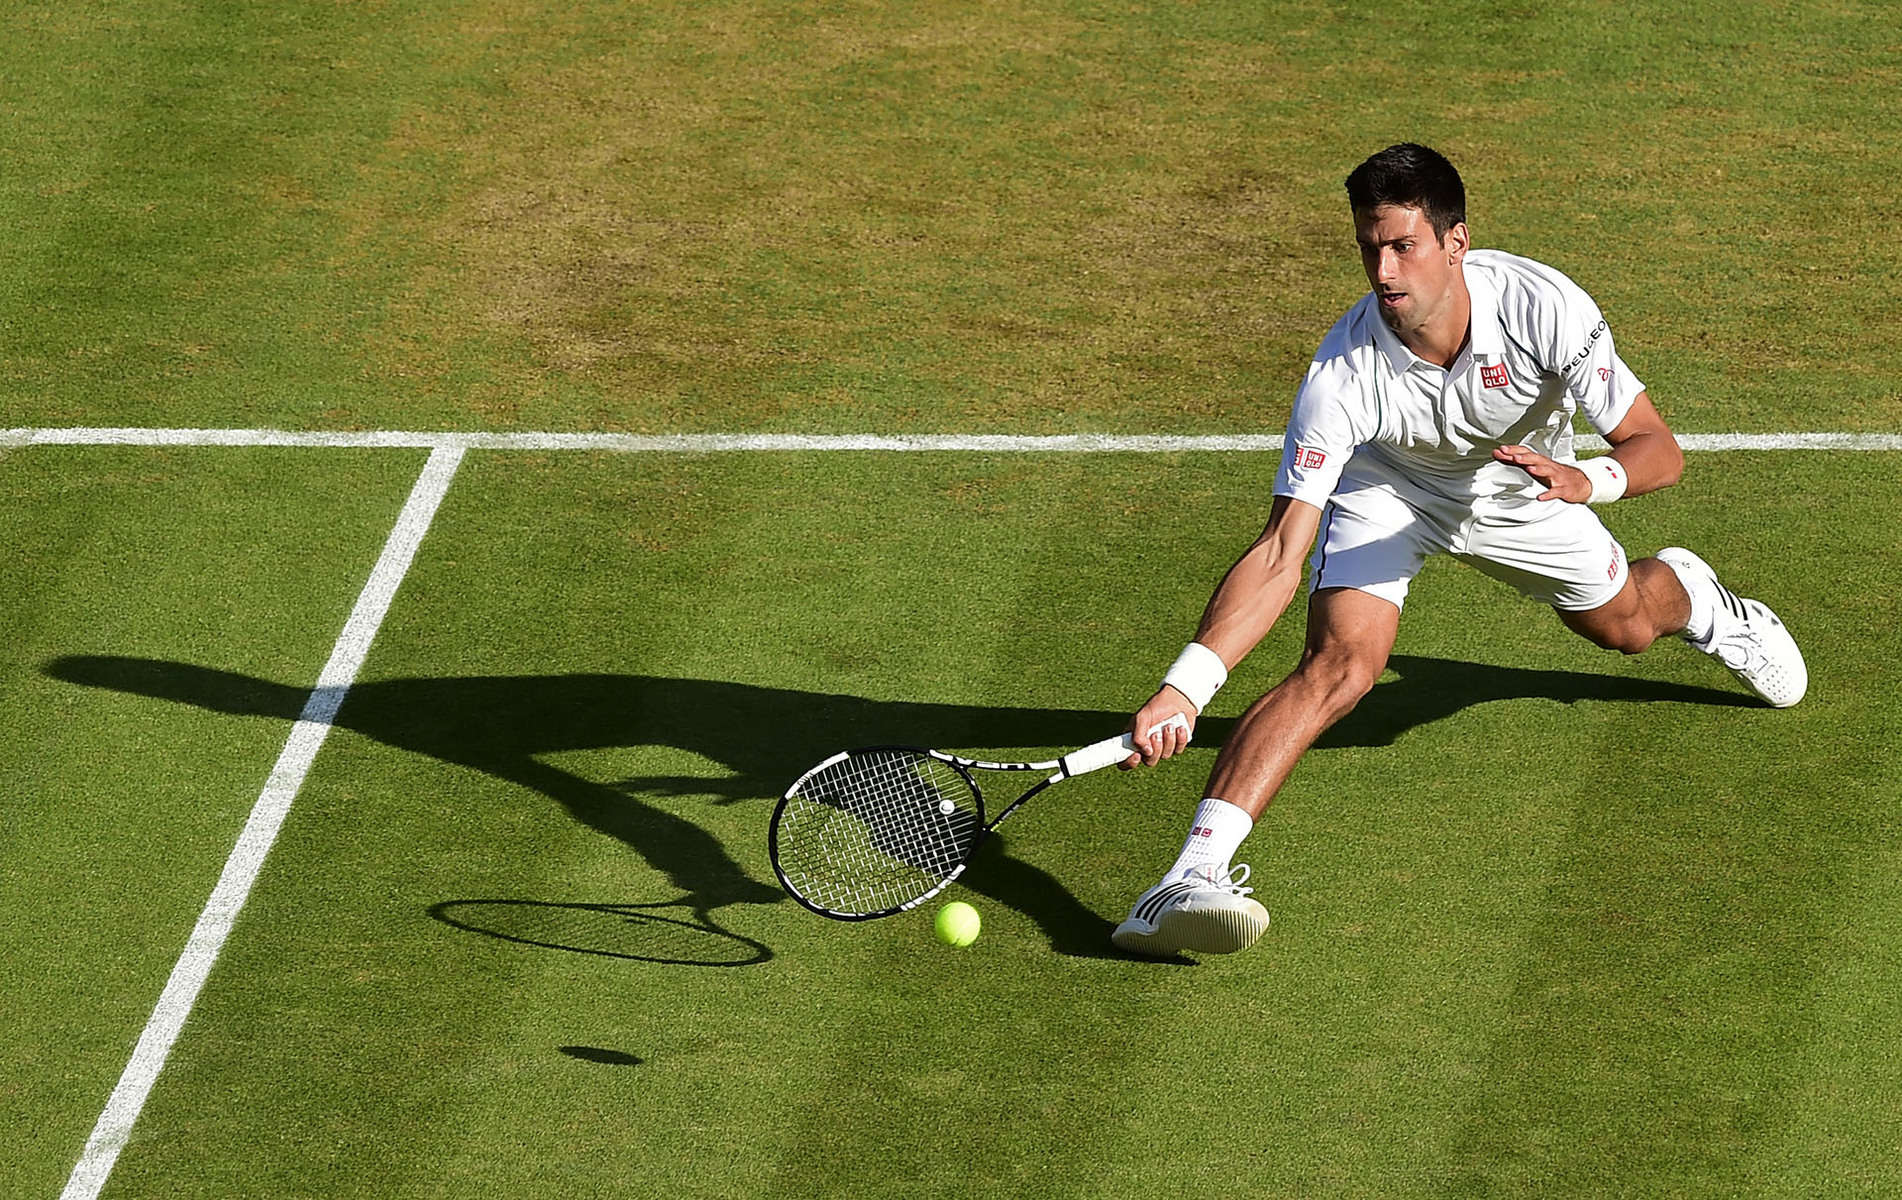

{"left": 1307, "top": 459, "right": 1630, "bottom": 613}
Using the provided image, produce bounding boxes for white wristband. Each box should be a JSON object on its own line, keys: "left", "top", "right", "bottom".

{"left": 1578, "top": 456, "right": 1628, "bottom": 505}
{"left": 1162, "top": 642, "right": 1227, "bottom": 712}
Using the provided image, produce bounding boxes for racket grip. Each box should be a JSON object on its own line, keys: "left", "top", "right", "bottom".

{"left": 1058, "top": 713, "right": 1190, "bottom": 777}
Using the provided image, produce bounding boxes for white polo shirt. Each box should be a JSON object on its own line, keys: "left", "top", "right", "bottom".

{"left": 1275, "top": 249, "right": 1645, "bottom": 508}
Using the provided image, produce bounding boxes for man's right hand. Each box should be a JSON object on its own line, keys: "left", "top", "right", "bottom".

{"left": 1122, "top": 688, "right": 1198, "bottom": 768}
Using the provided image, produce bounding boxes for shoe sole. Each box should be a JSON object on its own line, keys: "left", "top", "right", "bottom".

{"left": 1112, "top": 901, "right": 1269, "bottom": 957}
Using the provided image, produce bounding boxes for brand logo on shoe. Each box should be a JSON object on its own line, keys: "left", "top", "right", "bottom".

{"left": 1134, "top": 880, "right": 1198, "bottom": 923}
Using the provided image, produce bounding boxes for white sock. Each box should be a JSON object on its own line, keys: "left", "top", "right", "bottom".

{"left": 1166, "top": 798, "right": 1254, "bottom": 881}
{"left": 1663, "top": 557, "right": 1716, "bottom": 643}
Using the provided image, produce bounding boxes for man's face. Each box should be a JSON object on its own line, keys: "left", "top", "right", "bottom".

{"left": 1355, "top": 204, "right": 1469, "bottom": 341}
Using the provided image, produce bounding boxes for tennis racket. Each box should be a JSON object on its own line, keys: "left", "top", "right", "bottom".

{"left": 769, "top": 714, "right": 1189, "bottom": 920}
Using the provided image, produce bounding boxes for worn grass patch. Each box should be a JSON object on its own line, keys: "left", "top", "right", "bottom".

{"left": 8, "top": 0, "right": 1894, "bottom": 433}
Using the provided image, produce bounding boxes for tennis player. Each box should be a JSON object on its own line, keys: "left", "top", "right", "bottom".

{"left": 1111, "top": 143, "right": 1806, "bottom": 958}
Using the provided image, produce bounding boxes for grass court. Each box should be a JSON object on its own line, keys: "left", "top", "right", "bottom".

{"left": 4, "top": 2, "right": 1901, "bottom": 1196}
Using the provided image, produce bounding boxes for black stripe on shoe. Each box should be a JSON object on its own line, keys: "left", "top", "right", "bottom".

{"left": 1135, "top": 880, "right": 1199, "bottom": 925}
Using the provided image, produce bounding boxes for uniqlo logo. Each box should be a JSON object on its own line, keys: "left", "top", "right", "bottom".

{"left": 1297, "top": 447, "right": 1327, "bottom": 470}
{"left": 1192, "top": 825, "right": 1213, "bottom": 839}
{"left": 1480, "top": 362, "right": 1510, "bottom": 389}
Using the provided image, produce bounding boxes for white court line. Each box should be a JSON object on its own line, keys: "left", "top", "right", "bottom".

{"left": 60, "top": 446, "right": 465, "bottom": 1200}
{"left": 4, "top": 426, "right": 1902, "bottom": 452}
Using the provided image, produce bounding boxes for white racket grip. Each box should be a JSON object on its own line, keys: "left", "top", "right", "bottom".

{"left": 1058, "top": 713, "right": 1191, "bottom": 778}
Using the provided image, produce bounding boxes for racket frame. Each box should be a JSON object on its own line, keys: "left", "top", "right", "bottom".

{"left": 769, "top": 720, "right": 1183, "bottom": 921}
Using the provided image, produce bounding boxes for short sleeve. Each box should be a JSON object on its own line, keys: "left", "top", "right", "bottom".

{"left": 1547, "top": 280, "right": 1645, "bottom": 436}
{"left": 1273, "top": 357, "right": 1367, "bottom": 507}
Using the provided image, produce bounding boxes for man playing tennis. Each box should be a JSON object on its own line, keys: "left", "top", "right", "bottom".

{"left": 1111, "top": 143, "right": 1806, "bottom": 958}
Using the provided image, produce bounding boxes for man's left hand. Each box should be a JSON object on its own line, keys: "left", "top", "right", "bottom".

{"left": 1493, "top": 444, "right": 1590, "bottom": 503}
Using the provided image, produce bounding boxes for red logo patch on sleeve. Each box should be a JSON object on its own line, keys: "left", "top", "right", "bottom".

{"left": 1297, "top": 447, "right": 1327, "bottom": 470}
{"left": 1480, "top": 362, "right": 1511, "bottom": 389}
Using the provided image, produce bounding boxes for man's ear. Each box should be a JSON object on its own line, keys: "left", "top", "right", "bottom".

{"left": 1444, "top": 220, "right": 1470, "bottom": 264}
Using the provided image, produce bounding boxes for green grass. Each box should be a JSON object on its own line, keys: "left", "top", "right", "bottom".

{"left": 0, "top": 448, "right": 433, "bottom": 1195}
{"left": 4, "top": 1, "right": 1902, "bottom": 1197}
{"left": 10, "top": 451, "right": 1900, "bottom": 1198}
{"left": 4, "top": 0, "right": 1898, "bottom": 433}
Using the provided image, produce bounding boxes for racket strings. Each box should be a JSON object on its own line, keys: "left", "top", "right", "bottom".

{"left": 776, "top": 750, "right": 983, "bottom": 916}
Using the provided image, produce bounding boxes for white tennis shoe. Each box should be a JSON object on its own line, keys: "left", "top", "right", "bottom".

{"left": 1112, "top": 863, "right": 1270, "bottom": 957}
{"left": 1656, "top": 547, "right": 1808, "bottom": 708}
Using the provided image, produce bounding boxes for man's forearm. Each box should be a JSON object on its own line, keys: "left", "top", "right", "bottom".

{"left": 1193, "top": 542, "right": 1306, "bottom": 668}
{"left": 1602, "top": 429, "right": 1684, "bottom": 497}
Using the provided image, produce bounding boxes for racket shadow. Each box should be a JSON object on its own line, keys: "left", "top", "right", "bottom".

{"left": 429, "top": 897, "right": 771, "bottom": 967}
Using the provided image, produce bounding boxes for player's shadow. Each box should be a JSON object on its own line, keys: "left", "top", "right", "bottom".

{"left": 42, "top": 654, "right": 1747, "bottom": 960}
{"left": 1320, "top": 653, "right": 1757, "bottom": 749}
{"left": 41, "top": 655, "right": 1146, "bottom": 958}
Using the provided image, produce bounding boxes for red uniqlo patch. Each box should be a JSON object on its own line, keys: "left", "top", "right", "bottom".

{"left": 1298, "top": 447, "right": 1327, "bottom": 470}
{"left": 1480, "top": 362, "right": 1511, "bottom": 389}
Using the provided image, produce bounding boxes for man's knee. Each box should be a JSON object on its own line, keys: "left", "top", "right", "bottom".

{"left": 1562, "top": 559, "right": 1687, "bottom": 654}
{"left": 1290, "top": 588, "right": 1400, "bottom": 720}
{"left": 1566, "top": 609, "right": 1659, "bottom": 655}
{"left": 1289, "top": 643, "right": 1386, "bottom": 718}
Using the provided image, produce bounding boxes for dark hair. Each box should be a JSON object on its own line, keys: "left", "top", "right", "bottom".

{"left": 1345, "top": 143, "right": 1466, "bottom": 239}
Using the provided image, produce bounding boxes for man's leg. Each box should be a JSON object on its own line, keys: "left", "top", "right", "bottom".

{"left": 1205, "top": 586, "right": 1403, "bottom": 818}
{"left": 1111, "top": 587, "right": 1400, "bottom": 957}
{"left": 1457, "top": 494, "right": 1806, "bottom": 708}
{"left": 1560, "top": 549, "right": 1807, "bottom": 707}
{"left": 1555, "top": 556, "right": 1689, "bottom": 655}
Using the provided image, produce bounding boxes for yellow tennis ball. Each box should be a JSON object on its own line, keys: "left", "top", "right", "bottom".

{"left": 934, "top": 901, "right": 981, "bottom": 947}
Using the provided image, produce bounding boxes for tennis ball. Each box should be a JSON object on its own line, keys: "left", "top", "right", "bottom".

{"left": 934, "top": 901, "right": 981, "bottom": 947}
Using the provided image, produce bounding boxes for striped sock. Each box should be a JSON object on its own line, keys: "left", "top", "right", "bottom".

{"left": 1166, "top": 798, "right": 1254, "bottom": 881}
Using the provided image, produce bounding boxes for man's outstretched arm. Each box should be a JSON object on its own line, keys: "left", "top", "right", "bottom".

{"left": 1127, "top": 496, "right": 1323, "bottom": 766}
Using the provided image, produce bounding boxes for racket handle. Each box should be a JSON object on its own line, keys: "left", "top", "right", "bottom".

{"left": 1058, "top": 713, "right": 1190, "bottom": 777}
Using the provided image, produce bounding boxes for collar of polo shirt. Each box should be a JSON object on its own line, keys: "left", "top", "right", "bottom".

{"left": 1370, "top": 258, "right": 1503, "bottom": 376}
